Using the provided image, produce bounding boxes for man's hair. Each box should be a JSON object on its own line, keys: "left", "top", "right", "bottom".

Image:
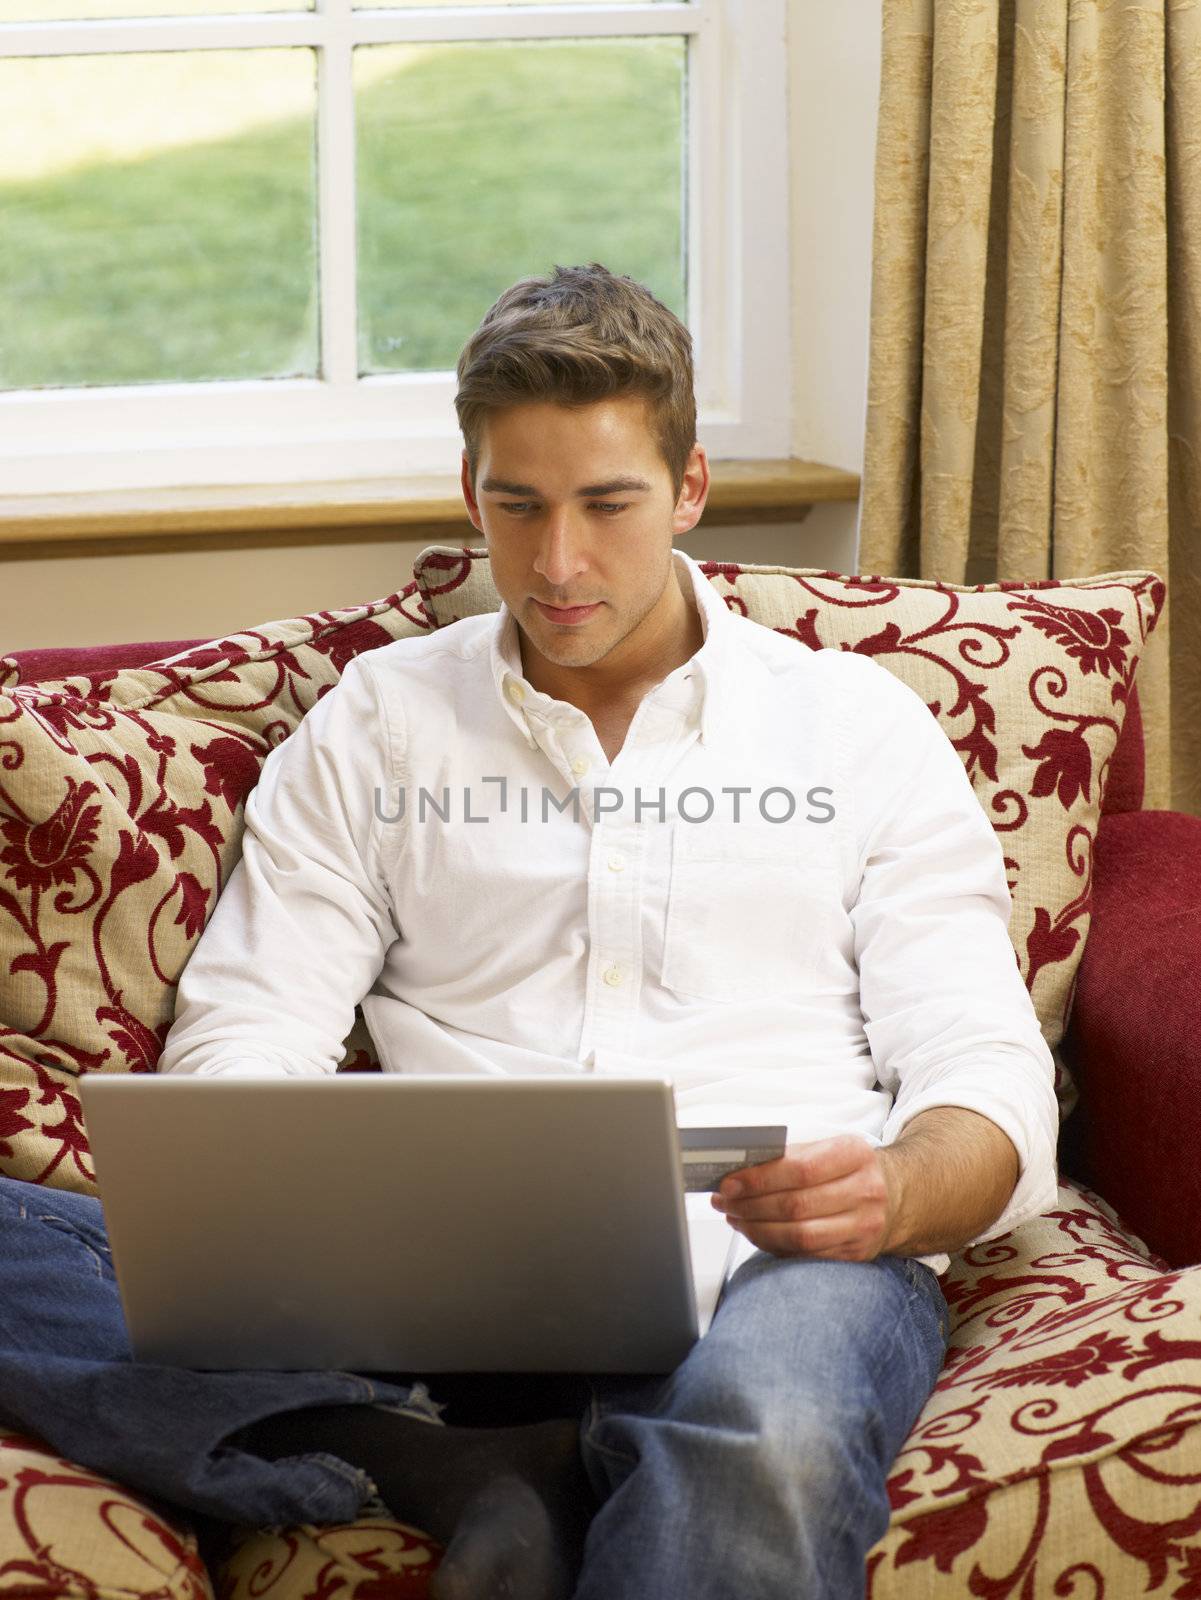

{"left": 454, "top": 262, "right": 696, "bottom": 504}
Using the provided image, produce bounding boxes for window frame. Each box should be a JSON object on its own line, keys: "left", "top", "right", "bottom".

{"left": 0, "top": 0, "right": 790, "bottom": 497}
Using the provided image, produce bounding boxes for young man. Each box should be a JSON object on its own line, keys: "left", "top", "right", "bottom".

{"left": 0, "top": 264, "right": 1059, "bottom": 1599}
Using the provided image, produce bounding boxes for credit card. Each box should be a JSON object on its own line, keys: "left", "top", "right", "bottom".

{"left": 677, "top": 1125, "right": 788, "bottom": 1193}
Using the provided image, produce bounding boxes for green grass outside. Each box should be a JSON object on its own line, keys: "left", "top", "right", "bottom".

{"left": 0, "top": 37, "right": 686, "bottom": 390}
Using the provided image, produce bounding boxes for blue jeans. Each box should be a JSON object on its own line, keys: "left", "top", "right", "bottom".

{"left": 0, "top": 1174, "right": 949, "bottom": 1598}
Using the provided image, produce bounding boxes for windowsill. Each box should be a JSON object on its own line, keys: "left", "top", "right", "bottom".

{"left": 0, "top": 458, "right": 860, "bottom": 561}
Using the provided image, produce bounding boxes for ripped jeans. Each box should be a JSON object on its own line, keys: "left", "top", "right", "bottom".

{"left": 0, "top": 1173, "right": 950, "bottom": 1599}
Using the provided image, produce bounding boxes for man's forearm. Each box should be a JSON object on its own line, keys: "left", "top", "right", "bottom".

{"left": 878, "top": 1105, "right": 1020, "bottom": 1257}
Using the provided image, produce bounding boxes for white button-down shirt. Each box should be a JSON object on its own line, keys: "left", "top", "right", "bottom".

{"left": 159, "top": 548, "right": 1061, "bottom": 1277}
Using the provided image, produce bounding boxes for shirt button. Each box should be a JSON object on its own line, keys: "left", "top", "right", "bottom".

{"left": 607, "top": 852, "right": 625, "bottom": 872}
{"left": 505, "top": 680, "right": 525, "bottom": 704}
{"left": 603, "top": 965, "right": 624, "bottom": 988}
{"left": 571, "top": 755, "right": 591, "bottom": 776}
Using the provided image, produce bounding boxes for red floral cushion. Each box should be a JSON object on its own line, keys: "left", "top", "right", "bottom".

{"left": 867, "top": 1179, "right": 1201, "bottom": 1596}
{"left": 215, "top": 1515, "right": 443, "bottom": 1597}
{"left": 0, "top": 1429, "right": 214, "bottom": 1599}
{"left": 0, "top": 1422, "right": 445, "bottom": 1597}
{"left": 413, "top": 547, "right": 1167, "bottom": 1122}
{"left": 0, "top": 586, "right": 432, "bottom": 1193}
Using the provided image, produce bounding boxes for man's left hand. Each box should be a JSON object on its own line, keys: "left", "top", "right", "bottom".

{"left": 710, "top": 1134, "right": 904, "bottom": 1262}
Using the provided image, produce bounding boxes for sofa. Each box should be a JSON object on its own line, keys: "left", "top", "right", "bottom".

{"left": 1, "top": 545, "right": 1198, "bottom": 1598}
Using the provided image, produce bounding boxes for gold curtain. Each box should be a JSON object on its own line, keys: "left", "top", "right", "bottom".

{"left": 859, "top": 0, "right": 1201, "bottom": 816}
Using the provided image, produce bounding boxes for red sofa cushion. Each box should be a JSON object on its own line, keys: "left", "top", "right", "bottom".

{"left": 1099, "top": 678, "right": 1145, "bottom": 814}
{"left": 1, "top": 639, "right": 206, "bottom": 691}
{"left": 1060, "top": 808, "right": 1201, "bottom": 1267}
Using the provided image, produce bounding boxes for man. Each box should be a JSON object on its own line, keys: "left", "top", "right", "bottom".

{"left": 0, "top": 263, "right": 1058, "bottom": 1599}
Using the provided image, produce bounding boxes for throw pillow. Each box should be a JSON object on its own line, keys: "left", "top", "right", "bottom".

{"left": 0, "top": 583, "right": 433, "bottom": 1193}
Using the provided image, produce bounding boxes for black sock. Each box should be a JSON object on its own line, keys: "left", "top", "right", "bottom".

{"left": 429, "top": 1471, "right": 591, "bottom": 1600}
{"left": 238, "top": 1401, "right": 599, "bottom": 1551}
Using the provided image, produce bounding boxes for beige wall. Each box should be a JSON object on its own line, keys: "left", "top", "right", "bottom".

{"left": 0, "top": 2, "right": 882, "bottom": 655}
{"left": 1, "top": 517, "right": 864, "bottom": 656}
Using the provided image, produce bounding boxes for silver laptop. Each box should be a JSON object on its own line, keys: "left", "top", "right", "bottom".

{"left": 79, "top": 1074, "right": 740, "bottom": 1375}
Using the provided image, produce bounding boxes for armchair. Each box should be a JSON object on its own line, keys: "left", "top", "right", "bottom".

{"left": 1, "top": 549, "right": 1197, "bottom": 1598}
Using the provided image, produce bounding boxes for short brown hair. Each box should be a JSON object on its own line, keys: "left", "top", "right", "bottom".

{"left": 454, "top": 263, "right": 696, "bottom": 503}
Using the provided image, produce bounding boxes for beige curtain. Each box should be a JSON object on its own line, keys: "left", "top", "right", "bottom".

{"left": 859, "top": 0, "right": 1201, "bottom": 816}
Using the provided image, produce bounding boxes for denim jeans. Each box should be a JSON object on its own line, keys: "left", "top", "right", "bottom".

{"left": 0, "top": 1173, "right": 949, "bottom": 1598}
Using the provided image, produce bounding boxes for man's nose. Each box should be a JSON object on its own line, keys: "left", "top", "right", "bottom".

{"left": 532, "top": 515, "right": 589, "bottom": 588}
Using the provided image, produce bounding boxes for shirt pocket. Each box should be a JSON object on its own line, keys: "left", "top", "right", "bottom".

{"left": 659, "top": 821, "right": 841, "bottom": 1002}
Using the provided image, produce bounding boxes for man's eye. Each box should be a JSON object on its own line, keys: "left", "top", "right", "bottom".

{"left": 497, "top": 502, "right": 630, "bottom": 515}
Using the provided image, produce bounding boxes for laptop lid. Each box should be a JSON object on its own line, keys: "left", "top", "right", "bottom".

{"left": 79, "top": 1074, "right": 736, "bottom": 1375}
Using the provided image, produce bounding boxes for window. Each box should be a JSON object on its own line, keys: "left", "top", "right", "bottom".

{"left": 0, "top": 1, "right": 789, "bottom": 497}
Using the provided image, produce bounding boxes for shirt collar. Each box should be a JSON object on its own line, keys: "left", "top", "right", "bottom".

{"left": 488, "top": 546, "right": 732, "bottom": 747}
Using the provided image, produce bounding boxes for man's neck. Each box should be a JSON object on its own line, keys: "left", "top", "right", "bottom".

{"left": 519, "top": 562, "right": 705, "bottom": 725}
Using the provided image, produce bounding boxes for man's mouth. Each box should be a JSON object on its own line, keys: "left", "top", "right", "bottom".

{"left": 533, "top": 600, "right": 603, "bottom": 625}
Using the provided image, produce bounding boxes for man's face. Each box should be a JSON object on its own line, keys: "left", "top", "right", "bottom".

{"left": 460, "top": 393, "right": 708, "bottom": 677}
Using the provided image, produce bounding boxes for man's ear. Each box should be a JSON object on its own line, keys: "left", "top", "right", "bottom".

{"left": 461, "top": 450, "right": 484, "bottom": 534}
{"left": 672, "top": 441, "right": 711, "bottom": 536}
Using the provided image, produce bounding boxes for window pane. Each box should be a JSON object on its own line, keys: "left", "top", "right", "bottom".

{"left": 356, "top": 37, "right": 686, "bottom": 374}
{"left": 0, "top": 50, "right": 317, "bottom": 389}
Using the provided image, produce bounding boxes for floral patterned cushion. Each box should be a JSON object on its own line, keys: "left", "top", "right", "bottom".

{"left": 0, "top": 585, "right": 432, "bottom": 1194}
{"left": 0, "top": 1421, "right": 446, "bottom": 1600}
{"left": 869, "top": 1180, "right": 1201, "bottom": 1596}
{"left": 0, "top": 1429, "right": 213, "bottom": 1599}
{"left": 413, "top": 547, "right": 1167, "bottom": 1120}
{"left": 215, "top": 1516, "right": 445, "bottom": 1598}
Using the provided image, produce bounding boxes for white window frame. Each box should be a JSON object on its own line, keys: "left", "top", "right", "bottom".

{"left": 0, "top": 0, "right": 789, "bottom": 497}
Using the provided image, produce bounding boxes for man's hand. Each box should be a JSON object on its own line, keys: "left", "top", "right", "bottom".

{"left": 710, "top": 1134, "right": 903, "bottom": 1262}
{"left": 709, "top": 1107, "right": 1022, "bottom": 1261}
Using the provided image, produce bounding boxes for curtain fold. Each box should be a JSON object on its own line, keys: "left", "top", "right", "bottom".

{"left": 860, "top": 0, "right": 1201, "bottom": 815}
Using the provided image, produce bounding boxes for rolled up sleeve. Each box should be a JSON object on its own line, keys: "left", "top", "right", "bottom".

{"left": 847, "top": 656, "right": 1060, "bottom": 1249}
{"left": 157, "top": 652, "right": 398, "bottom": 1078}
